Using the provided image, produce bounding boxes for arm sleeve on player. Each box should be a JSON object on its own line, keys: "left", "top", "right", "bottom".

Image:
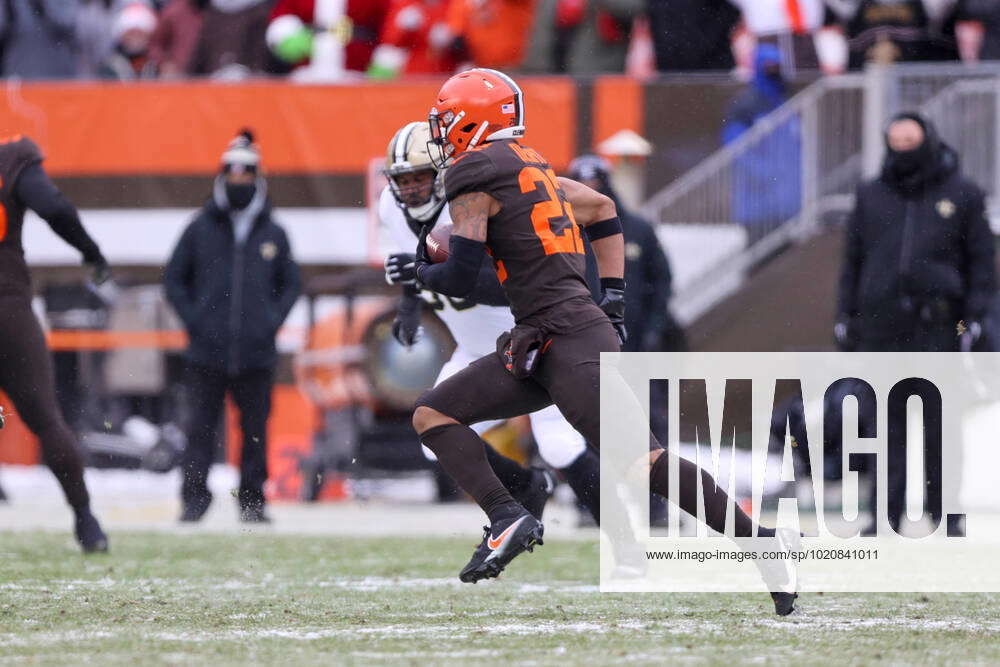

{"left": 444, "top": 150, "right": 496, "bottom": 200}
{"left": 16, "top": 162, "right": 104, "bottom": 264}
{"left": 467, "top": 255, "right": 509, "bottom": 306}
{"left": 416, "top": 234, "right": 486, "bottom": 298}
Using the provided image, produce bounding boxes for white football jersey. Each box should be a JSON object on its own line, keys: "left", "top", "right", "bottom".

{"left": 378, "top": 186, "right": 514, "bottom": 358}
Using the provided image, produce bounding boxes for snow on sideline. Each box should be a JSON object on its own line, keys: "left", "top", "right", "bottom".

{"left": 22, "top": 208, "right": 373, "bottom": 266}
{"left": 0, "top": 465, "right": 594, "bottom": 540}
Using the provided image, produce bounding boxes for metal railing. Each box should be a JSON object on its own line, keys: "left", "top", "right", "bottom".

{"left": 642, "top": 75, "right": 863, "bottom": 229}
{"left": 861, "top": 62, "right": 1000, "bottom": 177}
{"left": 647, "top": 63, "right": 1000, "bottom": 325}
{"left": 919, "top": 78, "right": 1000, "bottom": 197}
{"left": 642, "top": 75, "right": 864, "bottom": 323}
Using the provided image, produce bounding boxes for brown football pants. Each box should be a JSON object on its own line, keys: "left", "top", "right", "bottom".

{"left": 416, "top": 319, "right": 619, "bottom": 447}
{"left": 0, "top": 295, "right": 90, "bottom": 509}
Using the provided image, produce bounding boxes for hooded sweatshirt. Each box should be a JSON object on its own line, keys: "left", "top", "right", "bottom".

{"left": 839, "top": 114, "right": 996, "bottom": 331}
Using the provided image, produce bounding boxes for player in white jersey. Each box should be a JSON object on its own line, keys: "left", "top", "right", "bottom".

{"left": 379, "top": 121, "right": 600, "bottom": 522}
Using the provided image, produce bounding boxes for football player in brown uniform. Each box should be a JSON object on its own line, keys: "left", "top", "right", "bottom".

{"left": 410, "top": 70, "right": 796, "bottom": 614}
{"left": 0, "top": 135, "right": 110, "bottom": 553}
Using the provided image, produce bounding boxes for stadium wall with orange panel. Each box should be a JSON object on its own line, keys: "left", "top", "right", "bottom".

{"left": 0, "top": 75, "right": 772, "bottom": 492}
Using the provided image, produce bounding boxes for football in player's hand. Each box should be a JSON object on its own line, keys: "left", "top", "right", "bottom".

{"left": 425, "top": 223, "right": 452, "bottom": 263}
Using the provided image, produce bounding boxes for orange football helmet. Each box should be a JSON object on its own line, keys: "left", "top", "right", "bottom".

{"left": 427, "top": 68, "right": 525, "bottom": 168}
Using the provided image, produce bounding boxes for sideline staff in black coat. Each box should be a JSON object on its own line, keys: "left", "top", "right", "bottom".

{"left": 568, "top": 154, "right": 686, "bottom": 352}
{"left": 164, "top": 130, "right": 300, "bottom": 523}
{"left": 837, "top": 113, "right": 996, "bottom": 354}
{"left": 836, "top": 113, "right": 996, "bottom": 537}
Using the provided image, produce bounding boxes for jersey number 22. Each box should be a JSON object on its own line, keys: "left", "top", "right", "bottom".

{"left": 518, "top": 166, "right": 584, "bottom": 256}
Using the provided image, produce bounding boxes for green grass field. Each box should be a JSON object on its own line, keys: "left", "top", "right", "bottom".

{"left": 1, "top": 531, "right": 999, "bottom": 665}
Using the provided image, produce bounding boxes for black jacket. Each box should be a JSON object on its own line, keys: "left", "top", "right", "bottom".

{"left": 164, "top": 197, "right": 300, "bottom": 374}
{"left": 646, "top": 0, "right": 739, "bottom": 71}
{"left": 838, "top": 143, "right": 996, "bottom": 334}
{"left": 621, "top": 208, "right": 673, "bottom": 351}
{"left": 581, "top": 204, "right": 674, "bottom": 351}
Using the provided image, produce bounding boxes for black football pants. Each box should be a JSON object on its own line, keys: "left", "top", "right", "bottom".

{"left": 181, "top": 362, "right": 273, "bottom": 511}
{"left": 0, "top": 295, "right": 90, "bottom": 509}
{"left": 859, "top": 322, "right": 957, "bottom": 529}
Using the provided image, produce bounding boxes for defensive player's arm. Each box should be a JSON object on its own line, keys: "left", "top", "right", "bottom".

{"left": 16, "top": 162, "right": 105, "bottom": 267}
{"left": 558, "top": 177, "right": 624, "bottom": 281}
{"left": 414, "top": 191, "right": 499, "bottom": 298}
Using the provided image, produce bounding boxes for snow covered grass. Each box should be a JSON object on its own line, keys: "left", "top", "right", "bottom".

{"left": 2, "top": 531, "right": 1000, "bottom": 664}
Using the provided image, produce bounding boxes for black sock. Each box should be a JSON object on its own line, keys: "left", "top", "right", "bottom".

{"left": 649, "top": 450, "right": 764, "bottom": 538}
{"left": 421, "top": 423, "right": 520, "bottom": 524}
{"left": 39, "top": 427, "right": 92, "bottom": 510}
{"left": 561, "top": 449, "right": 600, "bottom": 524}
{"left": 484, "top": 446, "right": 533, "bottom": 495}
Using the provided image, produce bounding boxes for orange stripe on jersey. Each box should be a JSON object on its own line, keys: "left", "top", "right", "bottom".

{"left": 495, "top": 258, "right": 508, "bottom": 283}
{"left": 485, "top": 244, "right": 508, "bottom": 283}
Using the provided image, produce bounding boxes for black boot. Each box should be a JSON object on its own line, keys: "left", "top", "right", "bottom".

{"left": 180, "top": 490, "right": 213, "bottom": 523}
{"left": 239, "top": 503, "right": 272, "bottom": 524}
{"left": 74, "top": 508, "right": 109, "bottom": 554}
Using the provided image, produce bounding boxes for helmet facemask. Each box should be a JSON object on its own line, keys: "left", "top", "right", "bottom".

{"left": 427, "top": 108, "right": 458, "bottom": 169}
{"left": 385, "top": 120, "right": 446, "bottom": 222}
{"left": 428, "top": 106, "right": 495, "bottom": 170}
{"left": 387, "top": 165, "right": 445, "bottom": 222}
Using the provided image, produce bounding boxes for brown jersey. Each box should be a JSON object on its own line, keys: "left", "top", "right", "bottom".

{"left": 0, "top": 135, "right": 43, "bottom": 297}
{"left": 444, "top": 139, "right": 604, "bottom": 331}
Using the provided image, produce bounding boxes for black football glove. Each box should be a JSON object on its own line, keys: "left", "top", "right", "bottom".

{"left": 384, "top": 252, "right": 417, "bottom": 286}
{"left": 86, "top": 255, "right": 111, "bottom": 286}
{"left": 392, "top": 292, "right": 423, "bottom": 348}
{"left": 598, "top": 279, "right": 627, "bottom": 347}
{"left": 413, "top": 226, "right": 433, "bottom": 286}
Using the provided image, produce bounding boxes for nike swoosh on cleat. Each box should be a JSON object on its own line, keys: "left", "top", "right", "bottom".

{"left": 487, "top": 516, "right": 527, "bottom": 551}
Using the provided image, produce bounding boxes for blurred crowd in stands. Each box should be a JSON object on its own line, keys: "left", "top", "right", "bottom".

{"left": 5, "top": 0, "right": 1000, "bottom": 81}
